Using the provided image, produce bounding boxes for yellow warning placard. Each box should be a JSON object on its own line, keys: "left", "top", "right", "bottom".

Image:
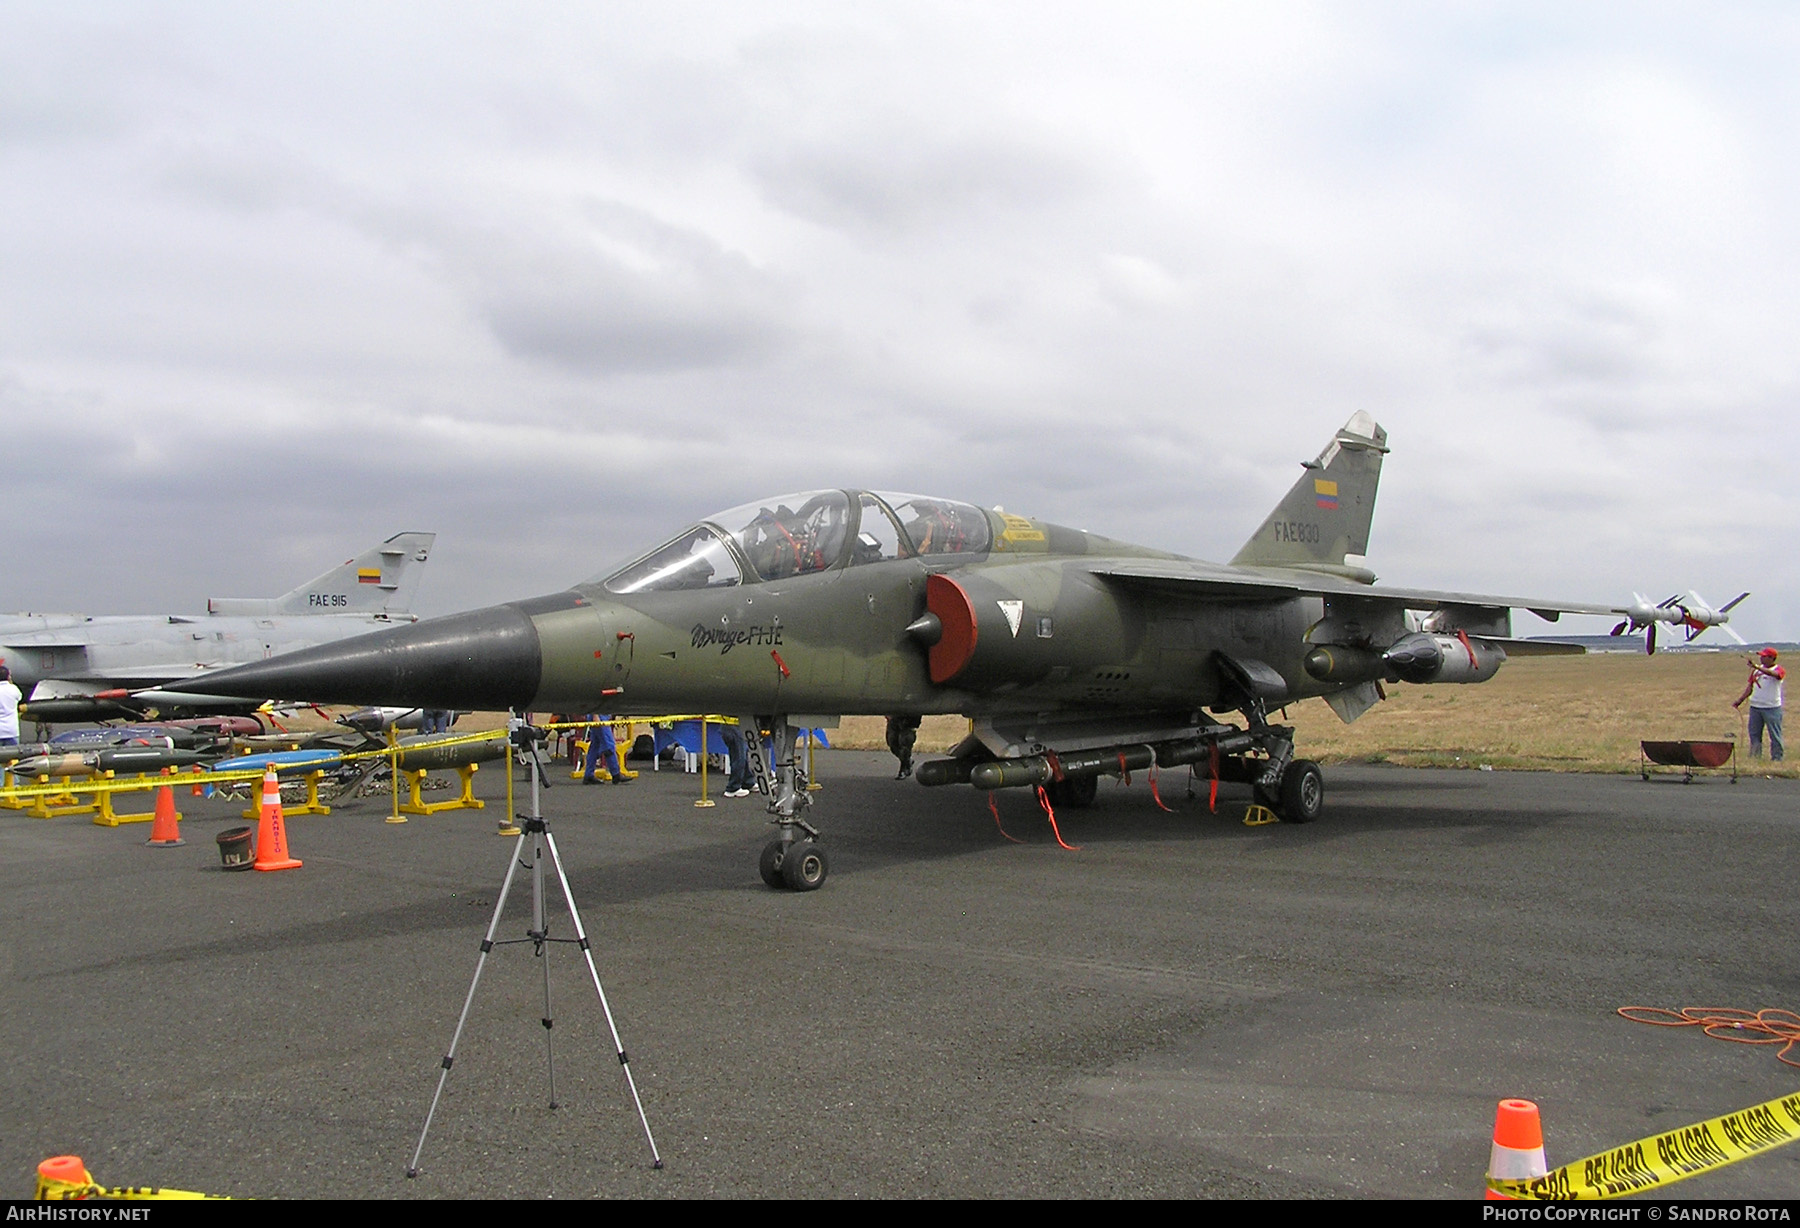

{"left": 999, "top": 514, "right": 1045, "bottom": 543}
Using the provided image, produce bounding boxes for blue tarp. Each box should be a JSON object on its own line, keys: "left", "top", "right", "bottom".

{"left": 663, "top": 721, "right": 829, "bottom": 754}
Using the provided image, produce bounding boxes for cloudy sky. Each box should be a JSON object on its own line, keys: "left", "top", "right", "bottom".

{"left": 3, "top": 3, "right": 1795, "bottom": 641}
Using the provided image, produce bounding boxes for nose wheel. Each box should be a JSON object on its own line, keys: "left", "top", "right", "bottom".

{"left": 761, "top": 838, "right": 829, "bottom": 891}
{"left": 751, "top": 718, "right": 830, "bottom": 891}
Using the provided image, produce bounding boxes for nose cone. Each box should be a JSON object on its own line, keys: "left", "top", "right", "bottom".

{"left": 173, "top": 602, "right": 546, "bottom": 711}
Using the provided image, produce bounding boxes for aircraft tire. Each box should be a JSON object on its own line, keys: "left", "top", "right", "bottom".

{"left": 759, "top": 839, "right": 790, "bottom": 889}
{"left": 1278, "top": 760, "right": 1324, "bottom": 823}
{"left": 780, "top": 841, "right": 829, "bottom": 891}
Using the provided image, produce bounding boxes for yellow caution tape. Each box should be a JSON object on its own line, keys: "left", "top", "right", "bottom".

{"left": 1488, "top": 1088, "right": 1800, "bottom": 1199}
{"left": 37, "top": 1164, "right": 229, "bottom": 1200}
{"left": 1, "top": 716, "right": 746, "bottom": 803}
{"left": 40, "top": 1181, "right": 228, "bottom": 1200}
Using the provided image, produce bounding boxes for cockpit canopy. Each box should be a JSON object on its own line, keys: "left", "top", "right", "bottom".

{"left": 601, "top": 490, "right": 993, "bottom": 594}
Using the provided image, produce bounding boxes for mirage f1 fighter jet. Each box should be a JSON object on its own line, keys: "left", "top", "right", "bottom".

{"left": 174, "top": 416, "right": 1683, "bottom": 890}
{"left": 3, "top": 532, "right": 435, "bottom": 723}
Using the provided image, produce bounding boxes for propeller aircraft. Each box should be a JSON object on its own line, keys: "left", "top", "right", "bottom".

{"left": 1608, "top": 591, "right": 1749, "bottom": 654}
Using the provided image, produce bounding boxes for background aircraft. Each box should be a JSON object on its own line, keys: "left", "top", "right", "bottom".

{"left": 3, "top": 532, "right": 434, "bottom": 722}
{"left": 174, "top": 419, "right": 1694, "bottom": 891}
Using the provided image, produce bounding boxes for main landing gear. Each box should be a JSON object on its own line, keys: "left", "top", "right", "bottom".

{"left": 1239, "top": 700, "right": 1324, "bottom": 823}
{"left": 750, "top": 718, "right": 829, "bottom": 892}
{"left": 1254, "top": 757, "right": 1324, "bottom": 823}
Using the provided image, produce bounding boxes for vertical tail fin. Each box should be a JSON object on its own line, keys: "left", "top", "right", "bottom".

{"left": 1231, "top": 413, "right": 1387, "bottom": 580}
{"left": 207, "top": 532, "right": 436, "bottom": 617}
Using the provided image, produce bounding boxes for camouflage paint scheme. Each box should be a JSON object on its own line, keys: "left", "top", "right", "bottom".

{"left": 178, "top": 417, "right": 1661, "bottom": 889}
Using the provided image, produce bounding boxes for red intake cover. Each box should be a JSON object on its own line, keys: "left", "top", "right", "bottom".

{"left": 926, "top": 573, "right": 978, "bottom": 684}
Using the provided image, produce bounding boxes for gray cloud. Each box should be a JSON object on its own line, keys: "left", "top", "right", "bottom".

{"left": 753, "top": 131, "right": 1095, "bottom": 236}
{"left": 1, "top": 3, "right": 1796, "bottom": 643}
{"left": 470, "top": 201, "right": 793, "bottom": 373}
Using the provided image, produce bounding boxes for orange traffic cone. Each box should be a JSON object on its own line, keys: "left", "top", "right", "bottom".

{"left": 1486, "top": 1098, "right": 1548, "bottom": 1198}
{"left": 252, "top": 766, "right": 301, "bottom": 872}
{"left": 145, "top": 768, "right": 184, "bottom": 847}
{"left": 36, "top": 1155, "right": 94, "bottom": 1199}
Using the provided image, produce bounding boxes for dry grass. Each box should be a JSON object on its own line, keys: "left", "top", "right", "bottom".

{"left": 1288, "top": 652, "right": 1792, "bottom": 775}
{"left": 833, "top": 654, "right": 1795, "bottom": 777}
{"left": 274, "top": 656, "right": 1790, "bottom": 777}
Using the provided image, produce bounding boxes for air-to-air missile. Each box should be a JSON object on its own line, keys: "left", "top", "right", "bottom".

{"left": 170, "top": 414, "right": 1706, "bottom": 892}
{"left": 209, "top": 733, "right": 506, "bottom": 778}
{"left": 3, "top": 532, "right": 435, "bottom": 725}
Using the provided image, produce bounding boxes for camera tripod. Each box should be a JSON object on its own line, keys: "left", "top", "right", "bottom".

{"left": 406, "top": 715, "right": 662, "bottom": 1176}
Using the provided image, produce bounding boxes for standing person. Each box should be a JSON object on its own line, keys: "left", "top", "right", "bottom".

{"left": 1734, "top": 648, "right": 1785, "bottom": 761}
{"left": 718, "top": 721, "right": 753, "bottom": 798}
{"left": 885, "top": 714, "right": 920, "bottom": 779}
{"left": 0, "top": 666, "right": 19, "bottom": 747}
{"left": 582, "top": 715, "right": 633, "bottom": 784}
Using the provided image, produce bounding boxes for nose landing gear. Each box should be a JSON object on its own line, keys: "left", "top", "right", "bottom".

{"left": 749, "top": 718, "right": 828, "bottom": 891}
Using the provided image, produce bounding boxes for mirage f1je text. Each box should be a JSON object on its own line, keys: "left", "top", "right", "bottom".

{"left": 180, "top": 415, "right": 1738, "bottom": 891}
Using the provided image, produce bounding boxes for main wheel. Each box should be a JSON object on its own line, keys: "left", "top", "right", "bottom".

{"left": 780, "top": 840, "right": 829, "bottom": 891}
{"left": 1277, "top": 759, "right": 1324, "bottom": 823}
{"left": 759, "top": 839, "right": 790, "bottom": 889}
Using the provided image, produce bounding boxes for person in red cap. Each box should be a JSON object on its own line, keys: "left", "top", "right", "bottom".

{"left": 1734, "top": 647, "right": 1785, "bottom": 761}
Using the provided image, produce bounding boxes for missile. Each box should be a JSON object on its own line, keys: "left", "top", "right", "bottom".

{"left": 10, "top": 748, "right": 211, "bottom": 777}
{"left": 50, "top": 727, "right": 208, "bottom": 750}
{"left": 19, "top": 697, "right": 139, "bottom": 723}
{"left": 94, "top": 748, "right": 211, "bottom": 773}
{"left": 211, "top": 749, "right": 344, "bottom": 774}
{"left": 9, "top": 754, "right": 96, "bottom": 777}
{"left": 969, "top": 745, "right": 1159, "bottom": 791}
{"left": 922, "top": 731, "right": 1261, "bottom": 790}
{"left": 340, "top": 707, "right": 426, "bottom": 733}
{"left": 1301, "top": 645, "right": 1387, "bottom": 686}
{"left": 392, "top": 733, "right": 508, "bottom": 771}
{"left": 914, "top": 758, "right": 976, "bottom": 787}
{"left": 1302, "top": 633, "right": 1505, "bottom": 686}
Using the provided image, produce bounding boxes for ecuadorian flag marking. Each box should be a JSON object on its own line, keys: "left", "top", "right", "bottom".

{"left": 357, "top": 568, "right": 382, "bottom": 585}
{"left": 1313, "top": 479, "right": 1339, "bottom": 511}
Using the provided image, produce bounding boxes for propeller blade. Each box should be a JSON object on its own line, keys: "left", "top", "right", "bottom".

{"left": 1721, "top": 592, "right": 1751, "bottom": 613}
{"left": 1646, "top": 624, "right": 1657, "bottom": 655}
{"left": 1723, "top": 626, "right": 1748, "bottom": 645}
{"left": 1611, "top": 621, "right": 1629, "bottom": 636}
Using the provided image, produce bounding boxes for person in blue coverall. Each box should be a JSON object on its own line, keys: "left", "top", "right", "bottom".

{"left": 582, "top": 716, "right": 631, "bottom": 784}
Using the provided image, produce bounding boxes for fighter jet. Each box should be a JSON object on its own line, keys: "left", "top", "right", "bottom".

{"left": 2, "top": 532, "right": 435, "bottom": 722}
{"left": 174, "top": 416, "right": 1664, "bottom": 891}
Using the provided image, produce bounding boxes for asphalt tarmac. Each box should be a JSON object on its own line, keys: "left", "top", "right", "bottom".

{"left": 3, "top": 751, "right": 1798, "bottom": 1199}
